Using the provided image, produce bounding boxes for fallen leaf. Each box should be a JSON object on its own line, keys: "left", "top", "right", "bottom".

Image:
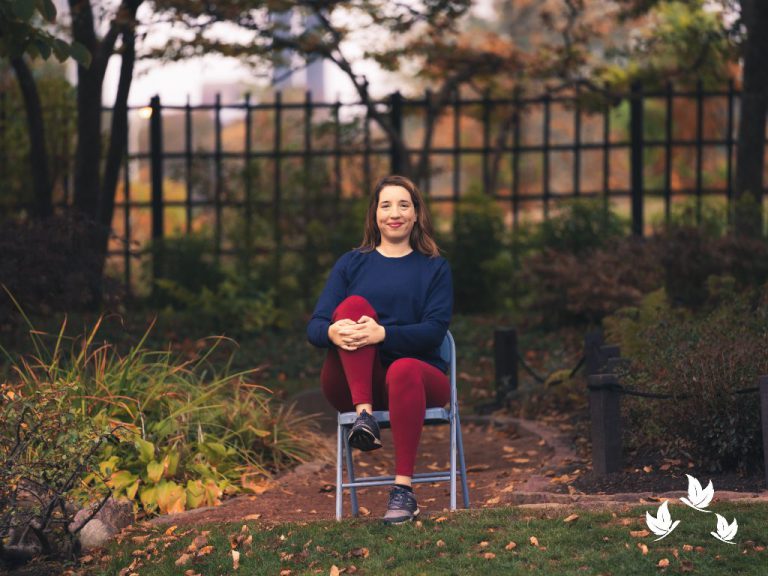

{"left": 482, "top": 552, "right": 496, "bottom": 559}
{"left": 505, "top": 541, "right": 517, "bottom": 550}
{"left": 319, "top": 484, "right": 335, "bottom": 493}
{"left": 244, "top": 514, "right": 262, "bottom": 521}
{"left": 131, "top": 535, "right": 149, "bottom": 544}
{"left": 435, "top": 516, "right": 448, "bottom": 523}
{"left": 466, "top": 464, "right": 490, "bottom": 472}
{"left": 330, "top": 566, "right": 340, "bottom": 576}
{"left": 485, "top": 496, "right": 501, "bottom": 505}
{"left": 638, "top": 543, "right": 649, "bottom": 555}
{"left": 658, "top": 558, "right": 670, "bottom": 568}
{"left": 643, "top": 466, "right": 653, "bottom": 473}
{"left": 436, "top": 540, "right": 446, "bottom": 547}
{"left": 682, "top": 544, "right": 693, "bottom": 552}
{"left": 232, "top": 550, "right": 240, "bottom": 570}
{"left": 358, "top": 506, "right": 370, "bottom": 517}
{"left": 529, "top": 536, "right": 539, "bottom": 547}
{"left": 351, "top": 547, "right": 369, "bottom": 558}
{"left": 660, "top": 464, "right": 671, "bottom": 471}
{"left": 165, "top": 525, "right": 178, "bottom": 536}
{"left": 183, "top": 571, "right": 200, "bottom": 576}
{"left": 630, "top": 530, "right": 650, "bottom": 538}
{"left": 174, "top": 553, "right": 192, "bottom": 566}
{"left": 280, "top": 570, "right": 292, "bottom": 576}
{"left": 479, "top": 541, "right": 489, "bottom": 548}
{"left": 197, "top": 545, "right": 214, "bottom": 557}
{"left": 563, "top": 514, "right": 579, "bottom": 523}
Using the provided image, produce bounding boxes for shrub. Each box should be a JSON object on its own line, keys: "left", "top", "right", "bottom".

{"left": 605, "top": 288, "right": 767, "bottom": 473}
{"left": 1, "top": 310, "right": 327, "bottom": 520}
{"left": 531, "top": 199, "right": 628, "bottom": 255}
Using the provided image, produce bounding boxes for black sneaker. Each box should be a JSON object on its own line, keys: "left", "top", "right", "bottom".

{"left": 382, "top": 486, "right": 419, "bottom": 524}
{"left": 348, "top": 409, "right": 382, "bottom": 451}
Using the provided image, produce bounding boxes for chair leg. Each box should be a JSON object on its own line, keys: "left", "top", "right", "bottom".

{"left": 336, "top": 421, "right": 343, "bottom": 521}
{"left": 457, "top": 413, "right": 470, "bottom": 509}
{"left": 450, "top": 412, "right": 457, "bottom": 511}
{"left": 342, "top": 426, "right": 360, "bottom": 517}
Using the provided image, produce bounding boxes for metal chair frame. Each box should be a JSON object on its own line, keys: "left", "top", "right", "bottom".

{"left": 335, "top": 330, "right": 470, "bottom": 520}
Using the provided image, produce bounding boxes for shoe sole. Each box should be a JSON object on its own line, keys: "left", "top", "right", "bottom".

{"left": 348, "top": 428, "right": 382, "bottom": 452}
{"left": 382, "top": 508, "right": 420, "bottom": 525}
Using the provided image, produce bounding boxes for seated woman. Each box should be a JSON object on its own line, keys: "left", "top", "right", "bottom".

{"left": 306, "top": 174, "right": 452, "bottom": 524}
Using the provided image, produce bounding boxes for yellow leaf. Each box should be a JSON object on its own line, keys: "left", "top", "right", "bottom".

{"left": 139, "top": 485, "right": 158, "bottom": 512}
{"left": 436, "top": 540, "right": 446, "bottom": 547}
{"left": 485, "top": 496, "right": 501, "bottom": 505}
{"left": 658, "top": 558, "right": 670, "bottom": 567}
{"left": 435, "top": 516, "right": 448, "bottom": 523}
{"left": 156, "top": 480, "right": 186, "bottom": 514}
{"left": 232, "top": 550, "right": 240, "bottom": 570}
{"left": 135, "top": 438, "right": 155, "bottom": 464}
{"left": 529, "top": 536, "right": 539, "bottom": 547}
{"left": 164, "top": 525, "right": 178, "bottom": 536}
{"left": 174, "top": 553, "right": 192, "bottom": 566}
{"left": 197, "top": 545, "right": 214, "bottom": 556}
{"left": 330, "top": 566, "right": 340, "bottom": 576}
{"left": 186, "top": 479, "right": 206, "bottom": 509}
{"left": 638, "top": 543, "right": 649, "bottom": 555}
{"left": 563, "top": 514, "right": 579, "bottom": 523}
{"left": 147, "top": 460, "right": 164, "bottom": 484}
{"left": 505, "top": 541, "right": 517, "bottom": 550}
{"left": 630, "top": 530, "right": 650, "bottom": 538}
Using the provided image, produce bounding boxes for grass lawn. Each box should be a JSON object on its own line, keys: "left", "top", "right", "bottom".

{"left": 89, "top": 502, "right": 768, "bottom": 576}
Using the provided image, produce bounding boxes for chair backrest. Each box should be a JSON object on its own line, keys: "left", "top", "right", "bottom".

{"left": 439, "top": 331, "right": 453, "bottom": 365}
{"left": 440, "top": 330, "right": 458, "bottom": 412}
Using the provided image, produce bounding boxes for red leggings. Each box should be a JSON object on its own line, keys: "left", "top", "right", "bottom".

{"left": 321, "top": 295, "right": 450, "bottom": 477}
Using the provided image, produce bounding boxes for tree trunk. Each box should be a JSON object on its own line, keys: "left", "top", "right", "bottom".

{"left": 10, "top": 56, "right": 52, "bottom": 219}
{"left": 734, "top": 0, "right": 768, "bottom": 236}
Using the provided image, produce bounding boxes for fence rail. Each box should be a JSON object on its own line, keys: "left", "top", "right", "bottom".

{"left": 0, "top": 81, "right": 759, "bottom": 292}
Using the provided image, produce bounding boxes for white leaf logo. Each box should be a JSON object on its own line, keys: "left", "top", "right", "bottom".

{"left": 645, "top": 500, "right": 681, "bottom": 541}
{"left": 710, "top": 513, "right": 738, "bottom": 544}
{"left": 679, "top": 474, "right": 714, "bottom": 512}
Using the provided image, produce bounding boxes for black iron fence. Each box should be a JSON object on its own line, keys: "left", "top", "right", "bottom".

{"left": 0, "top": 81, "right": 755, "bottom": 291}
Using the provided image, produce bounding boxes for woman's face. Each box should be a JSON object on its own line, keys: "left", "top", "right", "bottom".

{"left": 376, "top": 185, "right": 417, "bottom": 244}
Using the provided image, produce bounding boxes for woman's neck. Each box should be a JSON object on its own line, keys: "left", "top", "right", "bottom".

{"left": 376, "top": 241, "right": 413, "bottom": 257}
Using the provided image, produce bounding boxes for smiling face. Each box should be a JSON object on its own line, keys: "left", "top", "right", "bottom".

{"left": 376, "top": 185, "right": 417, "bottom": 246}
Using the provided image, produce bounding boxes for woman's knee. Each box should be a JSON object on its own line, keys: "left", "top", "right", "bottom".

{"left": 333, "top": 295, "right": 377, "bottom": 321}
{"left": 386, "top": 358, "right": 421, "bottom": 390}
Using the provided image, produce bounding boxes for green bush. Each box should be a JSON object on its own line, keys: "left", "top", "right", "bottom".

{"left": 448, "top": 192, "right": 512, "bottom": 313}
{"left": 605, "top": 288, "right": 767, "bottom": 473}
{"left": 0, "top": 309, "right": 326, "bottom": 518}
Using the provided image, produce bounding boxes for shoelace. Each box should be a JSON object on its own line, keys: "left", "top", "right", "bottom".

{"left": 389, "top": 490, "right": 411, "bottom": 509}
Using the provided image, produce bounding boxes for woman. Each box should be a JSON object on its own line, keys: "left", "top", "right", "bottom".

{"left": 306, "top": 174, "right": 452, "bottom": 524}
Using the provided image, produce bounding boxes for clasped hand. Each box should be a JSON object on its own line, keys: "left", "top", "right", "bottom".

{"left": 329, "top": 315, "right": 385, "bottom": 351}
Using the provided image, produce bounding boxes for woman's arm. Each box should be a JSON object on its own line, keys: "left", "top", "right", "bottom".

{"left": 379, "top": 259, "right": 453, "bottom": 352}
{"left": 306, "top": 253, "right": 350, "bottom": 348}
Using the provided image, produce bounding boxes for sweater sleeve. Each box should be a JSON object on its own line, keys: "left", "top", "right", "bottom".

{"left": 380, "top": 259, "right": 452, "bottom": 352}
{"left": 306, "top": 252, "right": 350, "bottom": 348}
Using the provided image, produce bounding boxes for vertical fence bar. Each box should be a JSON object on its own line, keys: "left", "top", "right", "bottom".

{"left": 453, "top": 89, "right": 461, "bottom": 203}
{"left": 244, "top": 92, "right": 253, "bottom": 260}
{"left": 214, "top": 93, "right": 223, "bottom": 262}
{"left": 630, "top": 82, "right": 644, "bottom": 236}
{"left": 512, "top": 91, "right": 521, "bottom": 230}
{"left": 390, "top": 91, "right": 403, "bottom": 174}
{"left": 482, "top": 90, "right": 491, "bottom": 195}
{"left": 274, "top": 91, "right": 283, "bottom": 296}
{"left": 695, "top": 80, "right": 704, "bottom": 225}
{"left": 494, "top": 327, "right": 518, "bottom": 401}
{"left": 185, "top": 95, "right": 193, "bottom": 235}
{"left": 123, "top": 105, "right": 131, "bottom": 295}
{"left": 150, "top": 95, "right": 164, "bottom": 289}
{"left": 0, "top": 91, "right": 6, "bottom": 205}
{"left": 304, "top": 89, "right": 312, "bottom": 221}
{"left": 664, "top": 82, "right": 673, "bottom": 224}
{"left": 726, "top": 79, "right": 735, "bottom": 226}
{"left": 573, "top": 84, "right": 581, "bottom": 198}
{"left": 334, "top": 98, "right": 342, "bottom": 201}
{"left": 424, "top": 89, "right": 432, "bottom": 195}
{"left": 602, "top": 86, "right": 611, "bottom": 216}
{"left": 543, "top": 93, "right": 551, "bottom": 218}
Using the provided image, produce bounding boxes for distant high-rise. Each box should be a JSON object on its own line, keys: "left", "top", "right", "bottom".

{"left": 272, "top": 9, "right": 326, "bottom": 99}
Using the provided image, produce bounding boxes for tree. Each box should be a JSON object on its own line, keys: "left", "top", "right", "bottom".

{"left": 1, "top": 0, "right": 90, "bottom": 218}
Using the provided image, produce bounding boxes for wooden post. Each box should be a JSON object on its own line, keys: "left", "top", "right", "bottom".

{"left": 494, "top": 328, "right": 518, "bottom": 402}
{"left": 589, "top": 373, "right": 623, "bottom": 475}
{"left": 584, "top": 330, "right": 604, "bottom": 377}
{"left": 759, "top": 375, "right": 768, "bottom": 488}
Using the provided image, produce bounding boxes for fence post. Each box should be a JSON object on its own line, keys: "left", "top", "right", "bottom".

{"left": 494, "top": 327, "right": 518, "bottom": 403}
{"left": 150, "top": 95, "right": 164, "bottom": 292}
{"left": 584, "top": 330, "right": 605, "bottom": 376}
{"left": 760, "top": 375, "right": 768, "bottom": 487}
{"left": 389, "top": 91, "right": 403, "bottom": 174}
{"left": 630, "top": 81, "right": 644, "bottom": 237}
{"left": 588, "top": 373, "right": 623, "bottom": 475}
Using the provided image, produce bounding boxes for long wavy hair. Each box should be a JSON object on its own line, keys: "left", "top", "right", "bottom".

{"left": 357, "top": 175, "right": 441, "bottom": 257}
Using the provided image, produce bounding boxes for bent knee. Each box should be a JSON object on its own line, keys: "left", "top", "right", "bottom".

{"left": 333, "top": 295, "right": 376, "bottom": 321}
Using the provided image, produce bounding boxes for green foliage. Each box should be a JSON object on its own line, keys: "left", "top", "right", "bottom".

{"left": 0, "top": 309, "right": 326, "bottom": 518}
{"left": 448, "top": 191, "right": 512, "bottom": 314}
{"left": 0, "top": 0, "right": 90, "bottom": 65}
{"left": 606, "top": 288, "right": 767, "bottom": 473}
{"left": 0, "top": 363, "right": 114, "bottom": 562}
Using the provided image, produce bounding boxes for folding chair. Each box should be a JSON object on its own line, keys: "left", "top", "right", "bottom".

{"left": 335, "top": 330, "right": 470, "bottom": 520}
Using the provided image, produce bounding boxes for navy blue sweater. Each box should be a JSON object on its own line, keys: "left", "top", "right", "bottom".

{"left": 306, "top": 249, "right": 453, "bottom": 372}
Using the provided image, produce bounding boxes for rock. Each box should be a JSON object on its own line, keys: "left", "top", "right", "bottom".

{"left": 69, "top": 498, "right": 134, "bottom": 550}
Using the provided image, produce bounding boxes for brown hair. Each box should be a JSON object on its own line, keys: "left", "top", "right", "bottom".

{"left": 357, "top": 175, "right": 441, "bottom": 257}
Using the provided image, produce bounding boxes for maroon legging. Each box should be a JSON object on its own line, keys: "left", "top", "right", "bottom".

{"left": 321, "top": 295, "right": 450, "bottom": 477}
